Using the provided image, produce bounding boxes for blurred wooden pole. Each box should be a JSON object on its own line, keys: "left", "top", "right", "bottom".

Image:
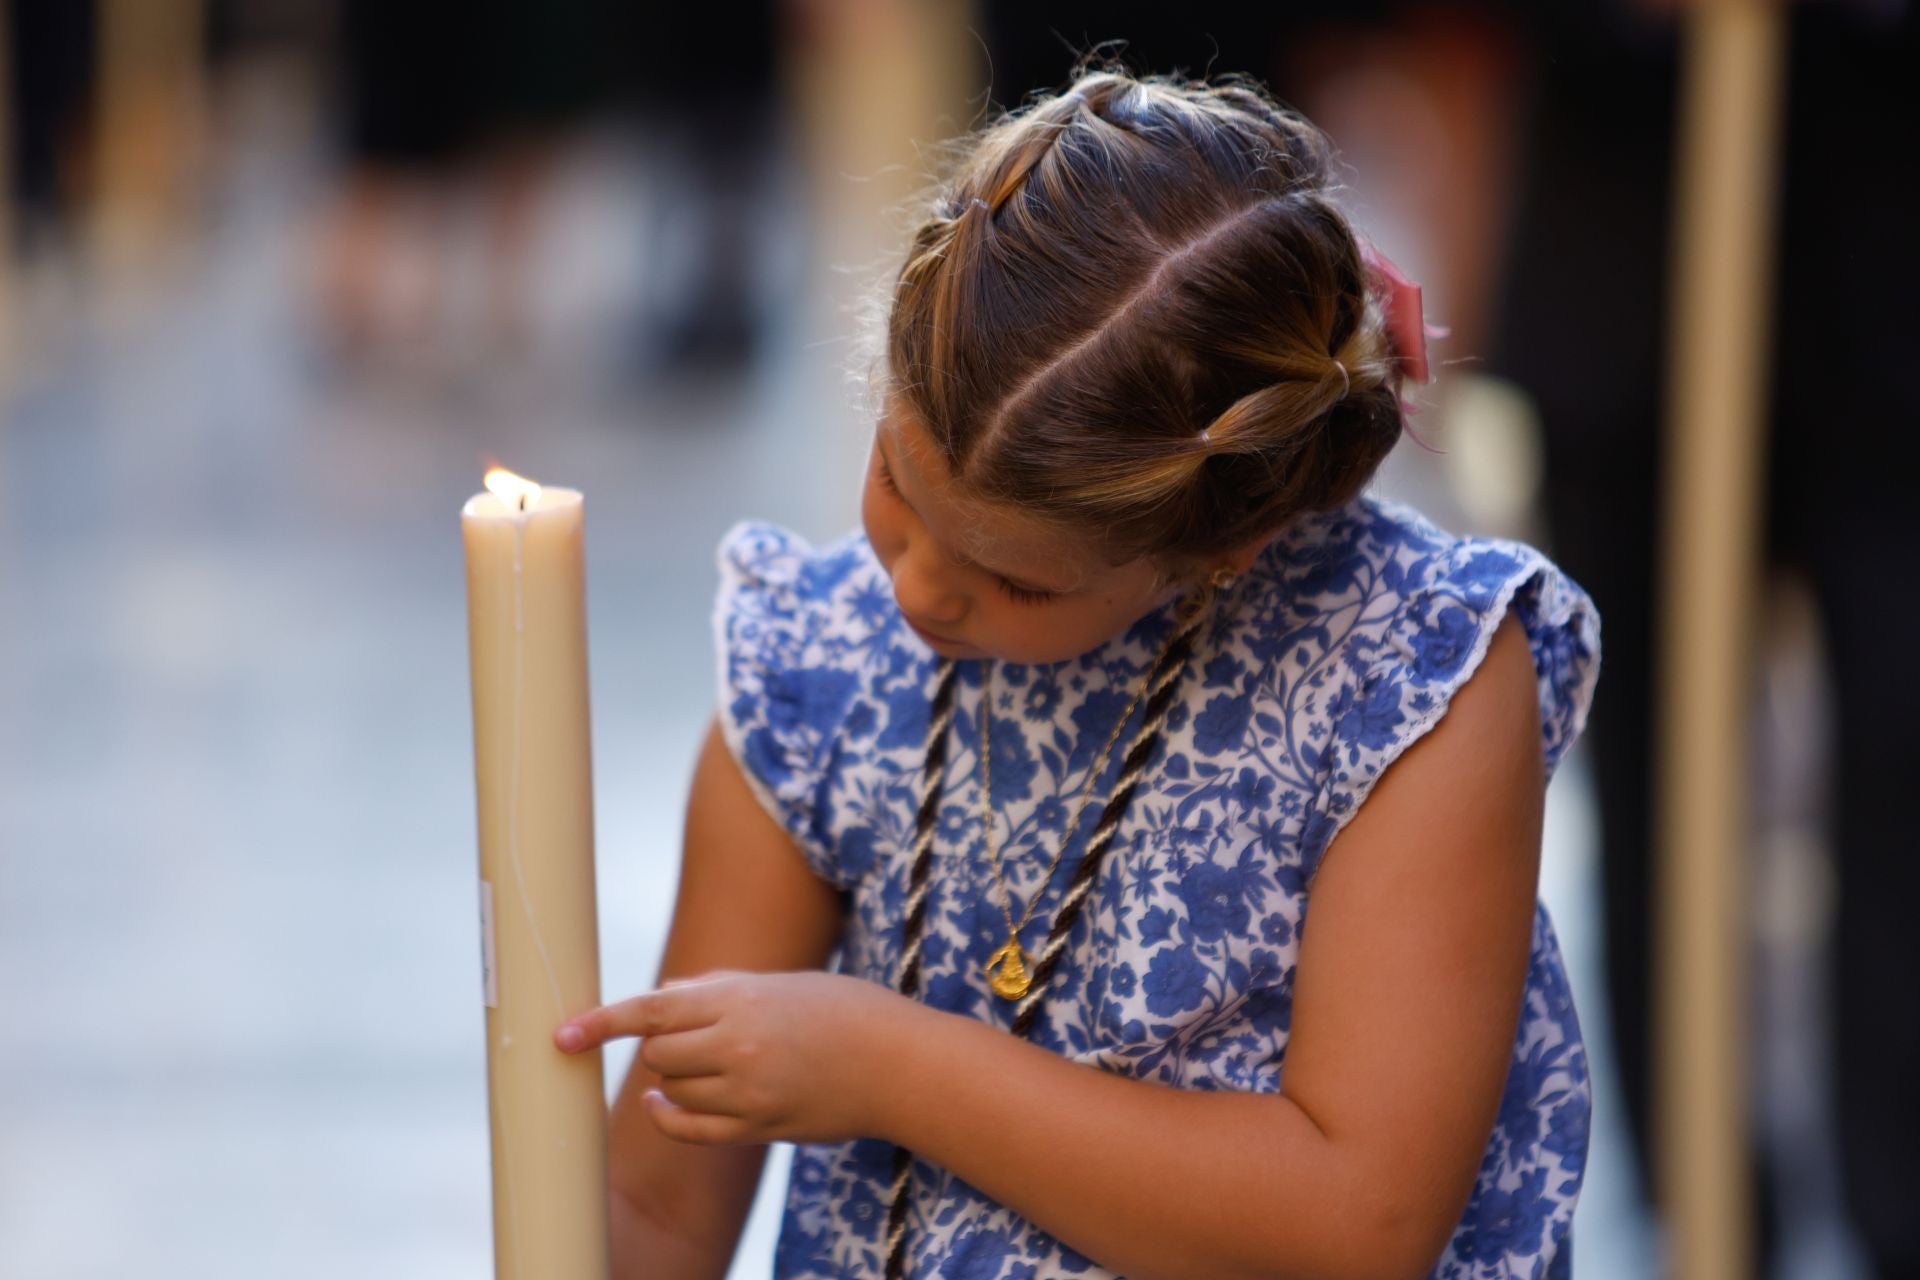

{"left": 1655, "top": 2, "right": 1786, "bottom": 1278}
{"left": 782, "top": 0, "right": 977, "bottom": 492}
{"left": 91, "top": 0, "right": 205, "bottom": 271}
{"left": 785, "top": 0, "right": 977, "bottom": 303}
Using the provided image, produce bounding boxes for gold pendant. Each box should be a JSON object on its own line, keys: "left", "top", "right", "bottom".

{"left": 986, "top": 936, "right": 1032, "bottom": 1000}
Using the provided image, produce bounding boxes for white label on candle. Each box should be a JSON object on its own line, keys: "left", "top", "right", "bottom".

{"left": 479, "top": 878, "right": 498, "bottom": 1009}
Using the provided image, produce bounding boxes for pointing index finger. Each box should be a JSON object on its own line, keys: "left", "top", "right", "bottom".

{"left": 555, "top": 978, "right": 727, "bottom": 1053}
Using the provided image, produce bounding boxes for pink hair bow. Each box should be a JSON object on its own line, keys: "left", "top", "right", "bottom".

{"left": 1358, "top": 239, "right": 1447, "bottom": 386}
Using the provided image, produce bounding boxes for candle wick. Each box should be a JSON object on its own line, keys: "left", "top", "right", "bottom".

{"left": 518, "top": 494, "right": 527, "bottom": 513}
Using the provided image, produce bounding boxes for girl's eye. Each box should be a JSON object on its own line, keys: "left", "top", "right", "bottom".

{"left": 879, "top": 449, "right": 1054, "bottom": 605}
{"left": 997, "top": 578, "right": 1056, "bottom": 606}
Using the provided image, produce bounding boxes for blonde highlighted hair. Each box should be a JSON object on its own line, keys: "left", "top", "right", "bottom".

{"left": 859, "top": 59, "right": 1404, "bottom": 583}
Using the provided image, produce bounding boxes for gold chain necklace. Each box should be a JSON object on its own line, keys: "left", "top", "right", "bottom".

{"left": 977, "top": 568, "right": 1233, "bottom": 1001}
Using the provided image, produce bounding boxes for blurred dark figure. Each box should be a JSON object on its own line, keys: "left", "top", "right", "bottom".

{"left": 1489, "top": 2, "right": 1920, "bottom": 1277}
{"left": 975, "top": 5, "right": 1350, "bottom": 107}
{"left": 316, "top": 0, "right": 613, "bottom": 361}
{"left": 985, "top": 4, "right": 1919, "bottom": 1277}
{"left": 981, "top": 5, "right": 1527, "bottom": 375}
{"left": 608, "top": 1, "right": 783, "bottom": 379}
{"left": 313, "top": 0, "right": 788, "bottom": 378}
{"left": 3, "top": 0, "right": 97, "bottom": 257}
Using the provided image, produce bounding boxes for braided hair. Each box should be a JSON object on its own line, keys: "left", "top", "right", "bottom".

{"left": 881, "top": 577, "right": 1221, "bottom": 1278}
{"left": 870, "top": 64, "right": 1404, "bottom": 578}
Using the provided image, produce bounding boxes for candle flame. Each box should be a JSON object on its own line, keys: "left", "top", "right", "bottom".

{"left": 484, "top": 466, "right": 541, "bottom": 509}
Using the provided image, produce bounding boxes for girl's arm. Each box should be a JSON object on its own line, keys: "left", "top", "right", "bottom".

{"left": 608, "top": 712, "right": 848, "bottom": 1279}
{"left": 873, "top": 613, "right": 1546, "bottom": 1280}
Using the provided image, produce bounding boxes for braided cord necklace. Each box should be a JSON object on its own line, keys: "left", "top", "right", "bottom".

{"left": 881, "top": 568, "right": 1231, "bottom": 1279}
{"left": 979, "top": 636, "right": 1156, "bottom": 1001}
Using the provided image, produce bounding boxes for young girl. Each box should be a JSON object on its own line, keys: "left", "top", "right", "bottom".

{"left": 556, "top": 65, "right": 1599, "bottom": 1280}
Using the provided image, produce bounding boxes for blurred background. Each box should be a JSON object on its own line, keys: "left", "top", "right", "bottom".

{"left": 1, "top": 2, "right": 1911, "bottom": 1277}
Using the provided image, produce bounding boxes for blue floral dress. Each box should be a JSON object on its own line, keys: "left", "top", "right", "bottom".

{"left": 712, "top": 489, "right": 1601, "bottom": 1280}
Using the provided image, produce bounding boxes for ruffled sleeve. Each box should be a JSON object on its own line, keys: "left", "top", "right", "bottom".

{"left": 1299, "top": 535, "right": 1603, "bottom": 886}
{"left": 711, "top": 519, "right": 864, "bottom": 889}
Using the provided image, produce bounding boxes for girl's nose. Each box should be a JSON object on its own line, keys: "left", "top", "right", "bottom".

{"left": 890, "top": 537, "right": 968, "bottom": 627}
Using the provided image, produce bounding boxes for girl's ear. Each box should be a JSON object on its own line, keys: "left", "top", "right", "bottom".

{"left": 1154, "top": 533, "right": 1268, "bottom": 595}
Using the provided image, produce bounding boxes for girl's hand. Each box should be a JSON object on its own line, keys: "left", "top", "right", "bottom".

{"left": 553, "top": 968, "right": 923, "bottom": 1146}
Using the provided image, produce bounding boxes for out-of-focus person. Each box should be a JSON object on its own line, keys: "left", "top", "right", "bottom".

{"left": 605, "top": 0, "right": 784, "bottom": 379}
{"left": 4, "top": 0, "right": 97, "bottom": 261}
{"left": 1485, "top": 2, "right": 1920, "bottom": 1276}
{"left": 311, "top": 0, "right": 613, "bottom": 368}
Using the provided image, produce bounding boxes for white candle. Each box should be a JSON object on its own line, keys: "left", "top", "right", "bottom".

{"left": 461, "top": 467, "right": 609, "bottom": 1278}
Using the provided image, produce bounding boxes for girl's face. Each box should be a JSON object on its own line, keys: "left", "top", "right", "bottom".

{"left": 861, "top": 404, "right": 1197, "bottom": 665}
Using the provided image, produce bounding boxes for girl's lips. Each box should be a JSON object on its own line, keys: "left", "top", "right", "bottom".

{"left": 907, "top": 617, "right": 965, "bottom": 647}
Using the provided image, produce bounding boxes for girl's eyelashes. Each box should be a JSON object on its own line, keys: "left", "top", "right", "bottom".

{"left": 877, "top": 449, "right": 1056, "bottom": 606}
{"left": 996, "top": 578, "right": 1056, "bottom": 606}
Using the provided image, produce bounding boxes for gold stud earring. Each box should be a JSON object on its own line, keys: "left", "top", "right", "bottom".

{"left": 1208, "top": 565, "right": 1237, "bottom": 592}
